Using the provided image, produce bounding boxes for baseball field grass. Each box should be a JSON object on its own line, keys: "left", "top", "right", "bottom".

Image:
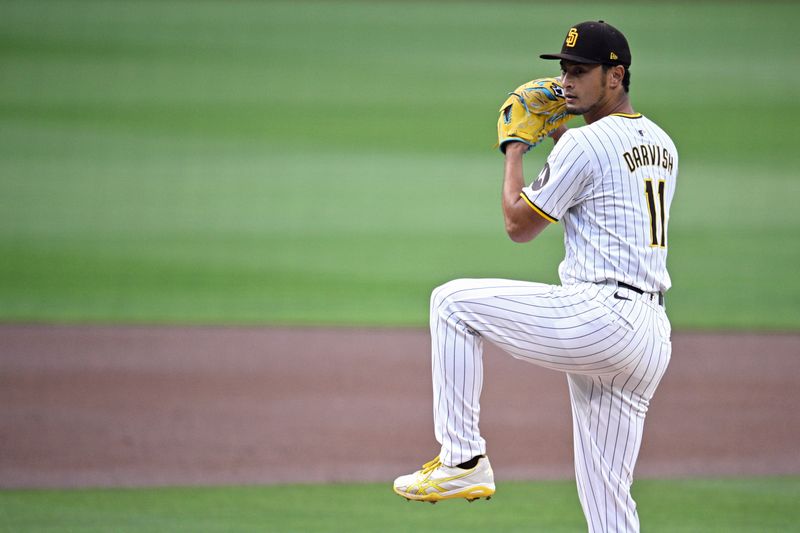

{"left": 2, "top": 478, "right": 799, "bottom": 532}
{"left": 1, "top": 0, "right": 799, "bottom": 329}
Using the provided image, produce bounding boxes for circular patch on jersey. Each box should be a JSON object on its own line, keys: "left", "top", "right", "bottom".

{"left": 530, "top": 163, "right": 550, "bottom": 191}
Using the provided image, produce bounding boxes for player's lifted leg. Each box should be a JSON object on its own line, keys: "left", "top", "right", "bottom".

{"left": 392, "top": 280, "right": 495, "bottom": 503}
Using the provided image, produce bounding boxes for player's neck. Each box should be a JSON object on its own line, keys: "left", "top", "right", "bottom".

{"left": 584, "top": 94, "right": 634, "bottom": 125}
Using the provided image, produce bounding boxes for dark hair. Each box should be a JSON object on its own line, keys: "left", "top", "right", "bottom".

{"left": 603, "top": 64, "right": 631, "bottom": 93}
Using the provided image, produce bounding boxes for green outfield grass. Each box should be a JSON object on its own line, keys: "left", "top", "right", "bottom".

{"left": 1, "top": 1, "right": 799, "bottom": 329}
{"left": 1, "top": 477, "right": 799, "bottom": 532}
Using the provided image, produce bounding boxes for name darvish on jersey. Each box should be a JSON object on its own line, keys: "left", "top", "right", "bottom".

{"left": 623, "top": 144, "right": 674, "bottom": 173}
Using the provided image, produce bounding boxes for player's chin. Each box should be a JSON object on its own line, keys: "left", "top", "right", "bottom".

{"left": 565, "top": 103, "right": 584, "bottom": 116}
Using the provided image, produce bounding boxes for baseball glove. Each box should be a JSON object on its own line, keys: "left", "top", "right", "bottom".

{"left": 497, "top": 77, "right": 572, "bottom": 153}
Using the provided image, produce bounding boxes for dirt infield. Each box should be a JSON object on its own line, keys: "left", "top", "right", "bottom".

{"left": 1, "top": 324, "right": 798, "bottom": 488}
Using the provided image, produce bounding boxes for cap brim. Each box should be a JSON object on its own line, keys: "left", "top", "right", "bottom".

{"left": 539, "top": 53, "right": 600, "bottom": 64}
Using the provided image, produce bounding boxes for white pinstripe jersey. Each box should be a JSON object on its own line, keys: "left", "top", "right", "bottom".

{"left": 521, "top": 113, "right": 678, "bottom": 293}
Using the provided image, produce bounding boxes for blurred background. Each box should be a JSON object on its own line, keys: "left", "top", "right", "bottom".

{"left": 1, "top": 0, "right": 798, "bottom": 329}
{"left": 1, "top": 1, "right": 800, "bottom": 531}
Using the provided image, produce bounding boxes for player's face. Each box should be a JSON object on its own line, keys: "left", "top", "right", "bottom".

{"left": 560, "top": 62, "right": 607, "bottom": 116}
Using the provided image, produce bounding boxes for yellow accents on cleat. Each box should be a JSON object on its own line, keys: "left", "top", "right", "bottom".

{"left": 420, "top": 457, "right": 442, "bottom": 475}
{"left": 393, "top": 455, "right": 496, "bottom": 503}
{"left": 393, "top": 485, "right": 495, "bottom": 502}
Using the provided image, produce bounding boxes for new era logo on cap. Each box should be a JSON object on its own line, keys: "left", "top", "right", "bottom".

{"left": 541, "top": 20, "right": 631, "bottom": 67}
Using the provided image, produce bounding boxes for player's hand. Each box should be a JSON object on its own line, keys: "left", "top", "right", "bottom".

{"left": 496, "top": 77, "right": 572, "bottom": 153}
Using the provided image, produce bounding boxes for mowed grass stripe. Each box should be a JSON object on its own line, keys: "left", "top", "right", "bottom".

{"left": 1, "top": 478, "right": 798, "bottom": 532}
{"left": 1, "top": 1, "right": 798, "bottom": 328}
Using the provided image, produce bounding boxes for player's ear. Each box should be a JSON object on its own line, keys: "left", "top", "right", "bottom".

{"left": 607, "top": 65, "right": 624, "bottom": 89}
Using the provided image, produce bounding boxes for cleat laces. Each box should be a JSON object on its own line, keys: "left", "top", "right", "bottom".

{"left": 420, "top": 457, "right": 442, "bottom": 476}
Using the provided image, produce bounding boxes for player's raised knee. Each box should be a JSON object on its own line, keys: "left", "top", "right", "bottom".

{"left": 430, "top": 279, "right": 479, "bottom": 312}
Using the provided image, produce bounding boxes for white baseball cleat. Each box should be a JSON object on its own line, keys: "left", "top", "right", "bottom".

{"left": 392, "top": 455, "right": 495, "bottom": 503}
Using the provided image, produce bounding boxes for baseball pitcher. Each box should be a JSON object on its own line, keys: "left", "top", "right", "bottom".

{"left": 393, "top": 20, "right": 678, "bottom": 533}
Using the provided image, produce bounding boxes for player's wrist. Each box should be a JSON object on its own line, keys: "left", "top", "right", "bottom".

{"left": 549, "top": 125, "right": 568, "bottom": 144}
{"left": 503, "top": 141, "right": 529, "bottom": 157}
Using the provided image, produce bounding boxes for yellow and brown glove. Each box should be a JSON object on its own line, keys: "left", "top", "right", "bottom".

{"left": 497, "top": 77, "right": 572, "bottom": 153}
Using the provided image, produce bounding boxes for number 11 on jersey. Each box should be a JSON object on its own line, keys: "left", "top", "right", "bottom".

{"left": 644, "top": 179, "right": 666, "bottom": 248}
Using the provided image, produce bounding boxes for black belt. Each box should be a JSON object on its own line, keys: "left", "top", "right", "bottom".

{"left": 618, "top": 282, "right": 665, "bottom": 307}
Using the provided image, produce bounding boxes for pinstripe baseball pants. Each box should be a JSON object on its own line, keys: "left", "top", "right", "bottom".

{"left": 431, "top": 278, "right": 671, "bottom": 533}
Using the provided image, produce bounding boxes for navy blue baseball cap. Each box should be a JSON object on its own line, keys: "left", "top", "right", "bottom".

{"left": 540, "top": 20, "right": 631, "bottom": 67}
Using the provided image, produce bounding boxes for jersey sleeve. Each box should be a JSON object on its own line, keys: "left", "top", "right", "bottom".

{"left": 520, "top": 130, "right": 592, "bottom": 222}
